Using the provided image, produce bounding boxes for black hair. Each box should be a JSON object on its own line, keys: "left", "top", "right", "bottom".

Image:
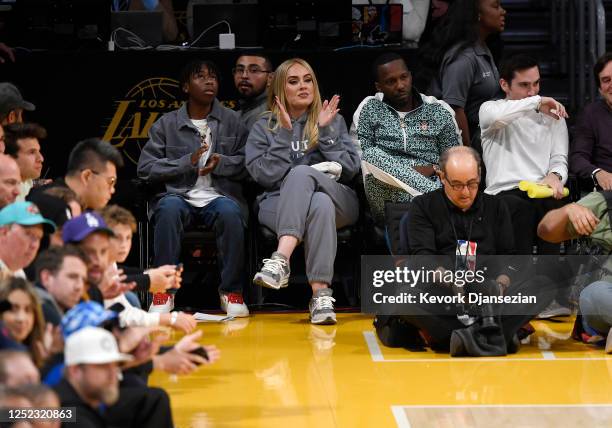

{"left": 178, "top": 60, "right": 221, "bottom": 99}
{"left": 594, "top": 52, "right": 612, "bottom": 88}
{"left": 416, "top": 0, "right": 483, "bottom": 89}
{"left": 65, "top": 138, "right": 124, "bottom": 176}
{"left": 499, "top": 54, "right": 539, "bottom": 84}
{"left": 35, "top": 244, "right": 88, "bottom": 282}
{"left": 235, "top": 53, "right": 274, "bottom": 72}
{"left": 3, "top": 123, "right": 47, "bottom": 158}
{"left": 371, "top": 52, "right": 408, "bottom": 82}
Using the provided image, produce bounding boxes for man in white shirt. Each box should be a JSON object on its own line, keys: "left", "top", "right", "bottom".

{"left": 479, "top": 54, "right": 569, "bottom": 255}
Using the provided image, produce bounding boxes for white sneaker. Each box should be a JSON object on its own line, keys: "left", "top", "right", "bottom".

{"left": 148, "top": 292, "right": 174, "bottom": 313}
{"left": 253, "top": 252, "right": 290, "bottom": 290}
{"left": 536, "top": 300, "right": 572, "bottom": 319}
{"left": 605, "top": 327, "right": 612, "bottom": 354}
{"left": 220, "top": 292, "right": 249, "bottom": 318}
{"left": 309, "top": 288, "right": 337, "bottom": 325}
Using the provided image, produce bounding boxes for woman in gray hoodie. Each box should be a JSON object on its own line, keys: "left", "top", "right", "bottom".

{"left": 246, "top": 58, "right": 360, "bottom": 325}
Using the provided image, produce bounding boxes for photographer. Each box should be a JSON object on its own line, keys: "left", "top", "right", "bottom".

{"left": 376, "top": 147, "right": 560, "bottom": 355}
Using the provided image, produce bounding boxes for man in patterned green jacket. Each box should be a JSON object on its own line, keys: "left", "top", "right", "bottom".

{"left": 352, "top": 52, "right": 461, "bottom": 224}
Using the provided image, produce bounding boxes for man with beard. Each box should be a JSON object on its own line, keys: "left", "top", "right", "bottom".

{"left": 233, "top": 54, "right": 274, "bottom": 130}
{"left": 55, "top": 327, "right": 131, "bottom": 428}
{"left": 352, "top": 52, "right": 460, "bottom": 224}
{"left": 61, "top": 212, "right": 130, "bottom": 304}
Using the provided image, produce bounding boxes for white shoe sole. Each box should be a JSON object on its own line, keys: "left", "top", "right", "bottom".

{"left": 310, "top": 315, "right": 337, "bottom": 325}
{"left": 605, "top": 328, "right": 612, "bottom": 354}
{"left": 253, "top": 272, "right": 288, "bottom": 290}
{"left": 227, "top": 310, "right": 250, "bottom": 318}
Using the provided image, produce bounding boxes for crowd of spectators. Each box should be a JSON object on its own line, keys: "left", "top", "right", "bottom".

{"left": 2, "top": 0, "right": 612, "bottom": 425}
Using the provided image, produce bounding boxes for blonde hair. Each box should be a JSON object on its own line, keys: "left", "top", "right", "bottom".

{"left": 267, "top": 58, "right": 323, "bottom": 149}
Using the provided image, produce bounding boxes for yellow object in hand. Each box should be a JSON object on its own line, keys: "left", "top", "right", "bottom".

{"left": 518, "top": 181, "right": 570, "bottom": 198}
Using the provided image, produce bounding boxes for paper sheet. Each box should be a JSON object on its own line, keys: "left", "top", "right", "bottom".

{"left": 193, "top": 312, "right": 235, "bottom": 322}
{"left": 361, "top": 160, "right": 423, "bottom": 197}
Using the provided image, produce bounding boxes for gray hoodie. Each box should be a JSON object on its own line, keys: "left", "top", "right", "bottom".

{"left": 245, "top": 112, "right": 360, "bottom": 193}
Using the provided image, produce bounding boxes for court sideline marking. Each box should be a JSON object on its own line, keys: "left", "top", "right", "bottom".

{"left": 363, "top": 331, "right": 612, "bottom": 362}
{"left": 391, "top": 404, "right": 612, "bottom": 428}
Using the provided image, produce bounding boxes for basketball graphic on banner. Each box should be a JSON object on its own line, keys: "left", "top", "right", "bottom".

{"left": 103, "top": 77, "right": 183, "bottom": 166}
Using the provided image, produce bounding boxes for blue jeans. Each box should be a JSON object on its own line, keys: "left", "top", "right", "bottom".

{"left": 152, "top": 195, "right": 246, "bottom": 294}
{"left": 580, "top": 281, "right": 612, "bottom": 335}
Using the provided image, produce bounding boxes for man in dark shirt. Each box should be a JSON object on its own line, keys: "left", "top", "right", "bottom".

{"left": 34, "top": 138, "right": 124, "bottom": 211}
{"left": 377, "top": 147, "right": 560, "bottom": 354}
{"left": 571, "top": 53, "right": 612, "bottom": 190}
{"left": 55, "top": 327, "right": 132, "bottom": 428}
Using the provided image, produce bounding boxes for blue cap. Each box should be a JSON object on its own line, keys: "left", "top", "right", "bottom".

{"left": 62, "top": 212, "right": 114, "bottom": 244}
{"left": 0, "top": 201, "right": 56, "bottom": 234}
{"left": 61, "top": 301, "right": 118, "bottom": 339}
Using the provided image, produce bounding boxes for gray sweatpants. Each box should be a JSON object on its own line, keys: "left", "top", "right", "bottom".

{"left": 258, "top": 165, "right": 359, "bottom": 284}
{"left": 580, "top": 281, "right": 612, "bottom": 334}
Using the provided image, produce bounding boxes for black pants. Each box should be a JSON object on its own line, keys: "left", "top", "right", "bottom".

{"left": 397, "top": 275, "right": 560, "bottom": 351}
{"left": 498, "top": 188, "right": 566, "bottom": 255}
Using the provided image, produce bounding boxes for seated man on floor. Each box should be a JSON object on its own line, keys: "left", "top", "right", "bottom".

{"left": 353, "top": 52, "right": 460, "bottom": 224}
{"left": 570, "top": 53, "right": 612, "bottom": 191}
{"left": 538, "top": 191, "right": 612, "bottom": 353}
{"left": 137, "top": 60, "right": 250, "bottom": 317}
{"left": 375, "top": 146, "right": 560, "bottom": 355}
{"left": 480, "top": 54, "right": 569, "bottom": 255}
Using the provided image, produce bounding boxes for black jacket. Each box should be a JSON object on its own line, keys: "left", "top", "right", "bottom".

{"left": 54, "top": 378, "right": 107, "bottom": 428}
{"left": 402, "top": 188, "right": 515, "bottom": 278}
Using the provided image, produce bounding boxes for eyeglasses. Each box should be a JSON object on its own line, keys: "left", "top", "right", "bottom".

{"left": 444, "top": 176, "right": 480, "bottom": 191}
{"left": 90, "top": 170, "right": 117, "bottom": 188}
{"left": 232, "top": 66, "right": 271, "bottom": 76}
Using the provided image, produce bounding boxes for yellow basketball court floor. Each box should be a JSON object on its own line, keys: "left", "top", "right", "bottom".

{"left": 150, "top": 314, "right": 612, "bottom": 428}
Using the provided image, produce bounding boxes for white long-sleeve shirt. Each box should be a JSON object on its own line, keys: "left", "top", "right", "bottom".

{"left": 479, "top": 95, "right": 569, "bottom": 195}
{"left": 104, "top": 293, "right": 161, "bottom": 328}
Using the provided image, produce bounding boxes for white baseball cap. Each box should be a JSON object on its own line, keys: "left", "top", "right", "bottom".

{"left": 64, "top": 327, "right": 133, "bottom": 366}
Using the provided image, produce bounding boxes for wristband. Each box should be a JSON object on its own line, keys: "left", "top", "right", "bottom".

{"left": 170, "top": 312, "right": 178, "bottom": 326}
{"left": 592, "top": 168, "right": 602, "bottom": 186}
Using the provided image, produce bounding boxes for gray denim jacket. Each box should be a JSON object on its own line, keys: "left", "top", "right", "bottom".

{"left": 137, "top": 100, "right": 249, "bottom": 219}
{"left": 245, "top": 112, "right": 361, "bottom": 194}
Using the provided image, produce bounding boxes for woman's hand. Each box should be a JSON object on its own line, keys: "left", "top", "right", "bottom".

{"left": 318, "top": 95, "right": 340, "bottom": 128}
{"left": 275, "top": 96, "right": 292, "bottom": 130}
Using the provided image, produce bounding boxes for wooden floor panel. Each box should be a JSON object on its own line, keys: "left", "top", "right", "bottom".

{"left": 149, "top": 314, "right": 612, "bottom": 428}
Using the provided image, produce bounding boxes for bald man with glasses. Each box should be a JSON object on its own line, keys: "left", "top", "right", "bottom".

{"left": 375, "top": 146, "right": 561, "bottom": 355}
